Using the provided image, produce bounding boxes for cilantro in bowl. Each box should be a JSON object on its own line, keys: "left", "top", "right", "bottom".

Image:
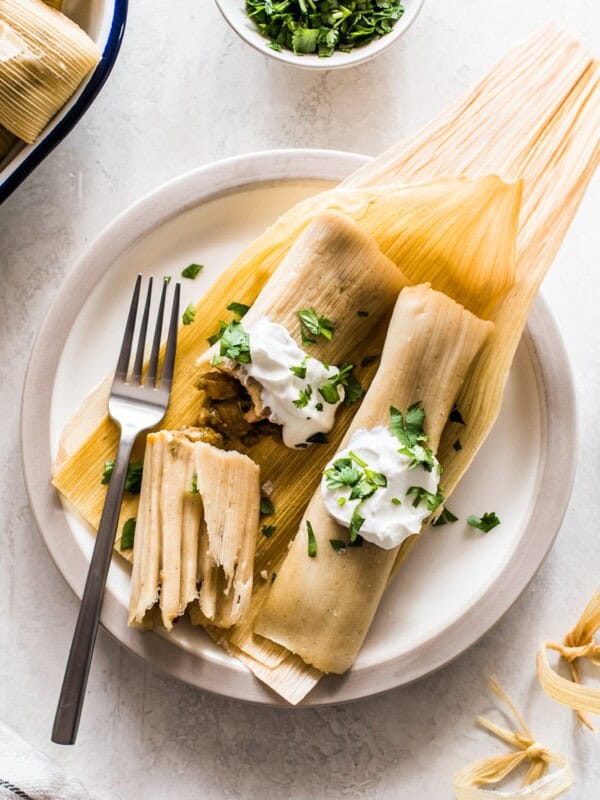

{"left": 245, "top": 0, "right": 405, "bottom": 57}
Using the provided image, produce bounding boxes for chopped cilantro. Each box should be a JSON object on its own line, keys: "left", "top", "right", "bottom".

{"left": 120, "top": 517, "right": 136, "bottom": 550}
{"left": 164, "top": 276, "right": 172, "bottom": 284}
{"left": 406, "top": 485, "right": 445, "bottom": 513}
{"left": 270, "top": 572, "right": 277, "bottom": 583}
{"left": 207, "top": 320, "right": 227, "bottom": 346}
{"left": 306, "top": 432, "right": 328, "bottom": 444}
{"left": 324, "top": 458, "right": 362, "bottom": 489}
{"left": 391, "top": 497, "right": 402, "bottom": 506}
{"left": 453, "top": 439, "right": 463, "bottom": 452}
{"left": 337, "top": 497, "right": 347, "bottom": 507}
{"left": 227, "top": 301, "right": 250, "bottom": 318}
{"left": 297, "top": 308, "right": 334, "bottom": 345}
{"left": 290, "top": 357, "right": 308, "bottom": 379}
{"left": 260, "top": 497, "right": 275, "bottom": 516}
{"left": 330, "top": 539, "right": 347, "bottom": 554}
{"left": 318, "top": 364, "right": 362, "bottom": 406}
{"left": 101, "top": 460, "right": 143, "bottom": 494}
{"left": 211, "top": 354, "right": 224, "bottom": 367}
{"left": 315, "top": 402, "right": 323, "bottom": 412}
{"left": 389, "top": 403, "right": 436, "bottom": 472}
{"left": 182, "top": 304, "right": 196, "bottom": 326}
{"left": 218, "top": 320, "right": 251, "bottom": 364}
{"left": 190, "top": 472, "right": 199, "bottom": 495}
{"left": 245, "top": 0, "right": 405, "bottom": 57}
{"left": 306, "top": 520, "right": 317, "bottom": 557}
{"left": 432, "top": 507, "right": 458, "bottom": 527}
{"left": 349, "top": 506, "right": 365, "bottom": 544}
{"left": 181, "top": 263, "right": 203, "bottom": 280}
{"left": 467, "top": 512, "right": 501, "bottom": 533}
{"left": 293, "top": 384, "right": 312, "bottom": 409}
{"left": 262, "top": 524, "right": 277, "bottom": 538}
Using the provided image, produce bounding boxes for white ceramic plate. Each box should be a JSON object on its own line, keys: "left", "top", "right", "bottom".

{"left": 22, "top": 149, "right": 576, "bottom": 705}
{"left": 215, "top": 0, "right": 425, "bottom": 70}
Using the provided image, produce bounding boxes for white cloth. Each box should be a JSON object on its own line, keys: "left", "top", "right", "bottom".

{"left": 0, "top": 722, "right": 91, "bottom": 800}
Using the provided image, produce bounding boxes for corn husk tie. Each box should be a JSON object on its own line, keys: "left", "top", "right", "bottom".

{"left": 453, "top": 677, "right": 572, "bottom": 800}
{"left": 536, "top": 589, "right": 600, "bottom": 731}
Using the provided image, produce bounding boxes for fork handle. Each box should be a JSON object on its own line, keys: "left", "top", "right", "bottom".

{"left": 52, "top": 432, "right": 135, "bottom": 745}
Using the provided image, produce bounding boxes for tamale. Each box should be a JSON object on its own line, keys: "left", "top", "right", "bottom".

{"left": 0, "top": 0, "right": 100, "bottom": 143}
{"left": 255, "top": 285, "right": 493, "bottom": 673}
{"left": 128, "top": 432, "right": 260, "bottom": 630}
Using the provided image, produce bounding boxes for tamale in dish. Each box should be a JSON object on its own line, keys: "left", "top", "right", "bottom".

{"left": 0, "top": 0, "right": 99, "bottom": 143}
{"left": 52, "top": 26, "right": 600, "bottom": 703}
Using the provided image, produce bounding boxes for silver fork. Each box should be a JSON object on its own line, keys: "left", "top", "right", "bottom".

{"left": 52, "top": 275, "right": 180, "bottom": 745}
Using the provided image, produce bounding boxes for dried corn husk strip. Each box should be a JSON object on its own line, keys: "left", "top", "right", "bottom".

{"left": 255, "top": 285, "right": 493, "bottom": 674}
{"left": 128, "top": 432, "right": 260, "bottom": 630}
{"left": 453, "top": 677, "right": 572, "bottom": 800}
{"left": 0, "top": 0, "right": 100, "bottom": 143}
{"left": 536, "top": 589, "right": 600, "bottom": 731}
{"left": 200, "top": 210, "right": 407, "bottom": 370}
{"left": 223, "top": 641, "right": 321, "bottom": 706}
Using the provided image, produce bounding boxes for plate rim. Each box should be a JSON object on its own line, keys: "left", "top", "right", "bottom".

{"left": 21, "top": 148, "right": 577, "bottom": 706}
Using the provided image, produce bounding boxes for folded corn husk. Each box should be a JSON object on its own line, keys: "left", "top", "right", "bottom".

{"left": 255, "top": 285, "right": 493, "bottom": 674}
{"left": 0, "top": 0, "right": 100, "bottom": 143}
{"left": 52, "top": 26, "right": 600, "bottom": 703}
{"left": 453, "top": 677, "right": 572, "bottom": 800}
{"left": 536, "top": 589, "right": 600, "bottom": 731}
{"left": 129, "top": 431, "right": 260, "bottom": 630}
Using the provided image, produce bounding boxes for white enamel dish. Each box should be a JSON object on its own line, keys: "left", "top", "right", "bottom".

{"left": 0, "top": 0, "right": 128, "bottom": 203}
{"left": 21, "top": 149, "right": 577, "bottom": 705}
{"left": 215, "top": 0, "right": 425, "bottom": 70}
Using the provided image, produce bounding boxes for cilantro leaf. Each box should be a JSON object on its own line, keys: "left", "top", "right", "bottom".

{"left": 293, "top": 383, "right": 312, "bottom": 409}
{"left": 207, "top": 321, "right": 227, "bottom": 346}
{"left": 406, "top": 485, "right": 445, "bottom": 513}
{"left": 467, "top": 512, "right": 501, "bottom": 533}
{"left": 329, "top": 539, "right": 347, "bottom": 554}
{"left": 181, "top": 263, "right": 203, "bottom": 280}
{"left": 101, "top": 460, "right": 143, "bottom": 494}
{"left": 324, "top": 458, "right": 362, "bottom": 489}
{"left": 120, "top": 517, "right": 136, "bottom": 550}
{"left": 182, "top": 304, "right": 196, "bottom": 326}
{"left": 306, "top": 520, "right": 317, "bottom": 557}
{"left": 432, "top": 507, "right": 458, "bottom": 527}
{"left": 262, "top": 524, "right": 277, "bottom": 538}
{"left": 453, "top": 439, "right": 462, "bottom": 452}
{"left": 227, "top": 301, "right": 250, "bottom": 318}
{"left": 298, "top": 308, "right": 334, "bottom": 345}
{"left": 260, "top": 497, "right": 274, "bottom": 516}
{"left": 189, "top": 472, "right": 199, "bottom": 495}
{"left": 218, "top": 320, "right": 251, "bottom": 364}
{"left": 349, "top": 506, "right": 365, "bottom": 544}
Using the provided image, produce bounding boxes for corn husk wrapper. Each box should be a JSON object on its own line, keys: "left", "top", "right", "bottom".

{"left": 536, "top": 589, "right": 600, "bottom": 731}
{"left": 198, "top": 209, "right": 408, "bottom": 370}
{"left": 255, "top": 285, "right": 494, "bottom": 673}
{"left": 128, "top": 432, "right": 260, "bottom": 631}
{"left": 52, "top": 26, "right": 600, "bottom": 703}
{"left": 0, "top": 0, "right": 100, "bottom": 143}
{"left": 453, "top": 677, "right": 572, "bottom": 800}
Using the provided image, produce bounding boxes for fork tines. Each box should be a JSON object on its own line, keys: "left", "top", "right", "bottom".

{"left": 114, "top": 275, "right": 180, "bottom": 389}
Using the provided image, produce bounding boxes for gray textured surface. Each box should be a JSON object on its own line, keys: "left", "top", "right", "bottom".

{"left": 1, "top": 1, "right": 599, "bottom": 797}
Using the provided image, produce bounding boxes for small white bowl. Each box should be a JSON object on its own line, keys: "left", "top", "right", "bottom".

{"left": 215, "top": 0, "right": 425, "bottom": 70}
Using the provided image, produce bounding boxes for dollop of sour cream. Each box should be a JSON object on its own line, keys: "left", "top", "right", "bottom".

{"left": 236, "top": 317, "right": 344, "bottom": 449}
{"left": 321, "top": 426, "right": 441, "bottom": 549}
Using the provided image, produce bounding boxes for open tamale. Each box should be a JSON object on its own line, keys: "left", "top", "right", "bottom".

{"left": 129, "top": 431, "right": 261, "bottom": 630}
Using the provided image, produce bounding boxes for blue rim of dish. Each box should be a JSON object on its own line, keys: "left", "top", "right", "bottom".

{"left": 0, "top": 0, "right": 129, "bottom": 205}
